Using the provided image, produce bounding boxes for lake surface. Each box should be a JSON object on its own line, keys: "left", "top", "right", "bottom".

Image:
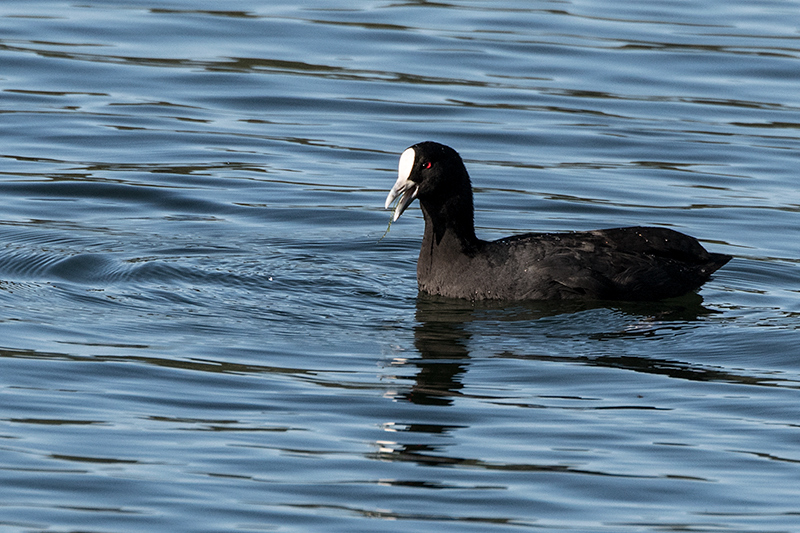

{"left": 2, "top": 1, "right": 799, "bottom": 531}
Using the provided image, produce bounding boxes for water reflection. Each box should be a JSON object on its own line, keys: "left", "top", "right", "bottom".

{"left": 376, "top": 294, "right": 797, "bottom": 472}
{"left": 401, "top": 293, "right": 730, "bottom": 406}
{"left": 395, "top": 298, "right": 476, "bottom": 406}
{"left": 391, "top": 291, "right": 800, "bottom": 404}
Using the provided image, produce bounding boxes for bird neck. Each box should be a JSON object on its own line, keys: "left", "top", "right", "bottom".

{"left": 419, "top": 187, "right": 479, "bottom": 251}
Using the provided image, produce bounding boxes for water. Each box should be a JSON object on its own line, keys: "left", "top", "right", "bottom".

{"left": 1, "top": 1, "right": 799, "bottom": 531}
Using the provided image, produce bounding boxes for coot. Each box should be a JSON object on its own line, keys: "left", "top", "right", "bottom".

{"left": 385, "top": 141, "right": 731, "bottom": 301}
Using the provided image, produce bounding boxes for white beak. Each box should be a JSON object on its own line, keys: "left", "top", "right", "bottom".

{"left": 384, "top": 147, "right": 419, "bottom": 221}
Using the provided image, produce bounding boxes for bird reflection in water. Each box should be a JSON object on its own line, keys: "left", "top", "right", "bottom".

{"left": 394, "top": 296, "right": 477, "bottom": 406}
{"left": 374, "top": 294, "right": 758, "bottom": 468}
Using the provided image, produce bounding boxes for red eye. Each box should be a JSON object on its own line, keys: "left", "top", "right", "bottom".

{"left": 423, "top": 161, "right": 432, "bottom": 169}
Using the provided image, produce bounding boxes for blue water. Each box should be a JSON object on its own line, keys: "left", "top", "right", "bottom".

{"left": 1, "top": 1, "right": 799, "bottom": 532}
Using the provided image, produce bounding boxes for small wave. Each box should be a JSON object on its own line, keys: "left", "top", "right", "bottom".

{"left": 0, "top": 247, "right": 274, "bottom": 291}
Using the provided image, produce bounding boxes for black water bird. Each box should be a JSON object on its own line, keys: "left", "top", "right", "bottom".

{"left": 385, "top": 141, "right": 731, "bottom": 301}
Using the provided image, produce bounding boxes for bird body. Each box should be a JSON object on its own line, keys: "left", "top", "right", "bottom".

{"left": 386, "top": 141, "right": 731, "bottom": 301}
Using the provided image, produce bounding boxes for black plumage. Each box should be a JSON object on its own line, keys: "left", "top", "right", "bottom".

{"left": 385, "top": 141, "right": 731, "bottom": 301}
